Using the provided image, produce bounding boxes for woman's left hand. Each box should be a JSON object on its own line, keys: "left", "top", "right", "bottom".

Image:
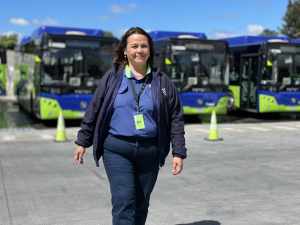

{"left": 172, "top": 156, "right": 183, "bottom": 175}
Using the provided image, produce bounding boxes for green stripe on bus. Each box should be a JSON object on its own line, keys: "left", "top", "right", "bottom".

{"left": 183, "top": 96, "right": 229, "bottom": 115}
{"left": 259, "top": 94, "right": 300, "bottom": 112}
{"left": 39, "top": 97, "right": 85, "bottom": 120}
{"left": 229, "top": 85, "right": 240, "bottom": 108}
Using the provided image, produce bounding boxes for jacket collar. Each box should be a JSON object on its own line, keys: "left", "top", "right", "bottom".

{"left": 124, "top": 64, "right": 152, "bottom": 78}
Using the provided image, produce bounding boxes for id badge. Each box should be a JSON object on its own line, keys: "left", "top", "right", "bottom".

{"left": 134, "top": 113, "right": 145, "bottom": 130}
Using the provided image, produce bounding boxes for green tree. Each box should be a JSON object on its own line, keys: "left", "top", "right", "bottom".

{"left": 260, "top": 28, "right": 279, "bottom": 36}
{"left": 103, "top": 31, "right": 113, "bottom": 37}
{"left": 0, "top": 34, "right": 18, "bottom": 49}
{"left": 281, "top": 0, "right": 300, "bottom": 37}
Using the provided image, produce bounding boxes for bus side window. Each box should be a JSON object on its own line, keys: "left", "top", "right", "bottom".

{"left": 262, "top": 59, "right": 272, "bottom": 80}
{"left": 242, "top": 60, "right": 249, "bottom": 79}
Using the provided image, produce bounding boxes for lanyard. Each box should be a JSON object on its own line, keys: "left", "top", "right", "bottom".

{"left": 128, "top": 76, "right": 149, "bottom": 113}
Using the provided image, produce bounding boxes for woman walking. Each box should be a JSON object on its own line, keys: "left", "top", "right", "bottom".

{"left": 73, "top": 27, "right": 187, "bottom": 225}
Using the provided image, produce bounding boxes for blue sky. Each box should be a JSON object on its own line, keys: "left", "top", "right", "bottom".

{"left": 0, "top": 0, "right": 289, "bottom": 39}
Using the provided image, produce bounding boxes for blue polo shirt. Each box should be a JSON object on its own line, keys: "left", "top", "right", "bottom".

{"left": 108, "top": 66, "right": 157, "bottom": 138}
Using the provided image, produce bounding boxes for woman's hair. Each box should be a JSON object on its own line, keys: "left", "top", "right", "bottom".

{"left": 113, "top": 27, "right": 154, "bottom": 69}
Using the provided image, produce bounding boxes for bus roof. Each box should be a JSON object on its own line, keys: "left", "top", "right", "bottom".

{"left": 20, "top": 26, "right": 105, "bottom": 45}
{"left": 223, "top": 35, "right": 290, "bottom": 47}
{"left": 149, "top": 30, "right": 207, "bottom": 41}
{"left": 33, "top": 26, "right": 104, "bottom": 38}
{"left": 20, "top": 36, "right": 31, "bottom": 46}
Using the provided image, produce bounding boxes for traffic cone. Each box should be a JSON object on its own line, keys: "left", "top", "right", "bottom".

{"left": 55, "top": 111, "right": 67, "bottom": 142}
{"left": 205, "top": 109, "right": 223, "bottom": 141}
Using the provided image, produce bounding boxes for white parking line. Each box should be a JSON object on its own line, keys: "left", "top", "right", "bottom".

{"left": 245, "top": 126, "right": 271, "bottom": 132}
{"left": 270, "top": 125, "right": 298, "bottom": 131}
{"left": 195, "top": 128, "right": 209, "bottom": 133}
{"left": 2, "top": 135, "right": 16, "bottom": 141}
{"left": 40, "top": 134, "right": 53, "bottom": 140}
{"left": 222, "top": 127, "right": 245, "bottom": 133}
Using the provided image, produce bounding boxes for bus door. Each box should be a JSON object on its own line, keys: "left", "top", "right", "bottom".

{"left": 240, "top": 54, "right": 259, "bottom": 109}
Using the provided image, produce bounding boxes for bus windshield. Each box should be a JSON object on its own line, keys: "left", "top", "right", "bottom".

{"left": 41, "top": 45, "right": 113, "bottom": 89}
{"left": 265, "top": 46, "right": 300, "bottom": 89}
{"left": 168, "top": 46, "right": 227, "bottom": 92}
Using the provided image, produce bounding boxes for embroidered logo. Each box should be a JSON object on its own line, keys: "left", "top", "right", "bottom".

{"left": 161, "top": 88, "right": 167, "bottom": 96}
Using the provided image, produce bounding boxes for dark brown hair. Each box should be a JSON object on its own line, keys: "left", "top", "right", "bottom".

{"left": 113, "top": 27, "right": 154, "bottom": 69}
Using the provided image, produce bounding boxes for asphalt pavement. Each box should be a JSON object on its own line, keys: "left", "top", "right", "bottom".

{"left": 1, "top": 121, "right": 300, "bottom": 225}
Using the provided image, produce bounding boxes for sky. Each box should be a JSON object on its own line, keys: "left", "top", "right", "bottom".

{"left": 0, "top": 0, "right": 289, "bottom": 40}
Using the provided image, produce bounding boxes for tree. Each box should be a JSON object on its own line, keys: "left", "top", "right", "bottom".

{"left": 260, "top": 28, "right": 279, "bottom": 36}
{"left": 0, "top": 34, "right": 18, "bottom": 49}
{"left": 281, "top": 0, "right": 300, "bottom": 37}
{"left": 103, "top": 31, "right": 114, "bottom": 37}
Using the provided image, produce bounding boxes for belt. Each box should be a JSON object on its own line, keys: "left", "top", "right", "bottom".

{"left": 110, "top": 134, "right": 157, "bottom": 143}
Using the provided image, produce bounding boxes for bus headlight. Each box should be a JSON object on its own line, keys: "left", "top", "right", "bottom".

{"left": 85, "top": 78, "right": 95, "bottom": 87}
{"left": 202, "top": 79, "right": 208, "bottom": 86}
{"left": 227, "top": 96, "right": 234, "bottom": 110}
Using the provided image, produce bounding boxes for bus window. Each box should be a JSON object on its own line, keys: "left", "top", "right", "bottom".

{"left": 277, "top": 54, "right": 293, "bottom": 86}
{"left": 262, "top": 57, "right": 273, "bottom": 81}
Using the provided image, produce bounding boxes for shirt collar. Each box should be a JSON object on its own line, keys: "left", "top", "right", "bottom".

{"left": 125, "top": 64, "right": 152, "bottom": 78}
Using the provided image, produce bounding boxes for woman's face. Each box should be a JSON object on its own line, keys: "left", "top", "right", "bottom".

{"left": 125, "top": 33, "right": 150, "bottom": 67}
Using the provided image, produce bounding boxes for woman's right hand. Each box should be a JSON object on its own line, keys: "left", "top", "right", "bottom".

{"left": 73, "top": 145, "right": 86, "bottom": 165}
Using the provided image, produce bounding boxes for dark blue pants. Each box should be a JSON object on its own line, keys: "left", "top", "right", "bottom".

{"left": 103, "top": 134, "right": 160, "bottom": 225}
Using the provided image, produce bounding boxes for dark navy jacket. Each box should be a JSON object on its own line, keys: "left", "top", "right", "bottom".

{"left": 75, "top": 65, "right": 187, "bottom": 167}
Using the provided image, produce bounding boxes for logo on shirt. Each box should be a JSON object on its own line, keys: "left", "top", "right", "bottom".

{"left": 161, "top": 88, "right": 167, "bottom": 96}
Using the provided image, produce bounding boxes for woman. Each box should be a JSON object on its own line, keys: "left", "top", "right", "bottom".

{"left": 73, "top": 27, "right": 187, "bottom": 225}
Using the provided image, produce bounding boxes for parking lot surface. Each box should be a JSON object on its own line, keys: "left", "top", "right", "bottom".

{"left": 1, "top": 121, "right": 300, "bottom": 225}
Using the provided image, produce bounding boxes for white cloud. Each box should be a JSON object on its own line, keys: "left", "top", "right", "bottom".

{"left": 247, "top": 24, "right": 264, "bottom": 35}
{"left": 9, "top": 17, "right": 59, "bottom": 27}
{"left": 9, "top": 17, "right": 30, "bottom": 26}
{"left": 111, "top": 3, "right": 137, "bottom": 14}
{"left": 210, "top": 24, "right": 265, "bottom": 39}
{"left": 212, "top": 32, "right": 237, "bottom": 39}
{"left": 32, "top": 17, "right": 59, "bottom": 26}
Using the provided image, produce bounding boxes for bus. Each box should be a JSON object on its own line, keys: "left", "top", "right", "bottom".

{"left": 149, "top": 31, "right": 231, "bottom": 115}
{"left": 16, "top": 26, "right": 118, "bottom": 120}
{"left": 0, "top": 48, "right": 7, "bottom": 95}
{"left": 224, "top": 35, "right": 300, "bottom": 113}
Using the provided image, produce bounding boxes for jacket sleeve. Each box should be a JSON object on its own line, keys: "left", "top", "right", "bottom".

{"left": 167, "top": 77, "right": 187, "bottom": 159}
{"left": 75, "top": 70, "right": 112, "bottom": 148}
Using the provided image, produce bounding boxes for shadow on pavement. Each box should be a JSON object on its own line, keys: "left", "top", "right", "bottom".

{"left": 176, "top": 220, "right": 221, "bottom": 225}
